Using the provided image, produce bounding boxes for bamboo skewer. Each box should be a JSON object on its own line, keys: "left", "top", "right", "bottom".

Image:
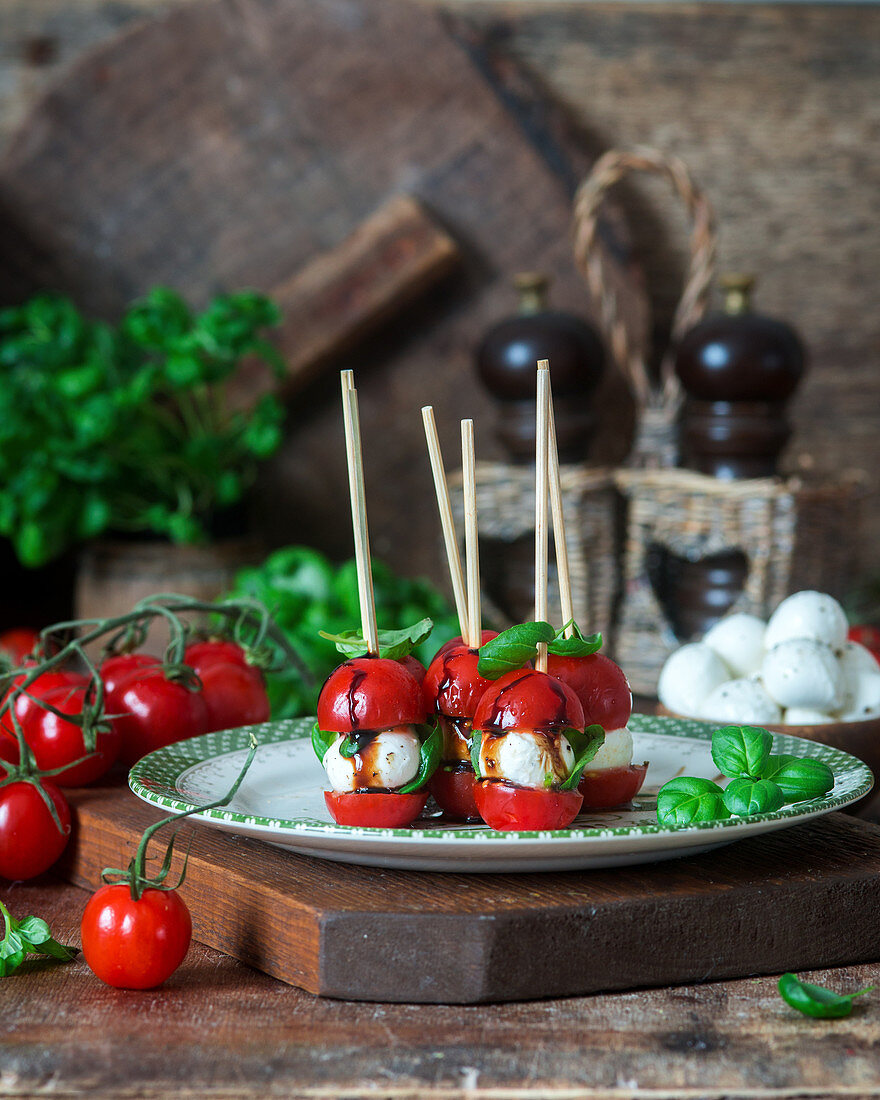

{"left": 547, "top": 375, "right": 576, "bottom": 639}
{"left": 340, "top": 370, "right": 379, "bottom": 656}
{"left": 461, "top": 419, "right": 481, "bottom": 650}
{"left": 535, "top": 361, "right": 551, "bottom": 673}
{"left": 421, "top": 406, "right": 470, "bottom": 641}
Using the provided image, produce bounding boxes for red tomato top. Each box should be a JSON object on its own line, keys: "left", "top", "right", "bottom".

{"left": 546, "top": 653, "right": 633, "bottom": 731}
{"left": 317, "top": 657, "right": 428, "bottom": 733}
{"left": 397, "top": 654, "right": 427, "bottom": 685}
{"left": 101, "top": 653, "right": 161, "bottom": 698}
{"left": 431, "top": 630, "right": 499, "bottom": 664}
{"left": 473, "top": 669, "right": 584, "bottom": 734}
{"left": 422, "top": 644, "right": 495, "bottom": 719}
{"left": 184, "top": 640, "right": 249, "bottom": 672}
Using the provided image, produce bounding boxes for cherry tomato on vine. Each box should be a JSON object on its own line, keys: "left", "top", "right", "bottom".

{"left": 0, "top": 628, "right": 40, "bottom": 666}
{"left": 473, "top": 780, "right": 583, "bottom": 831}
{"left": 110, "top": 668, "right": 210, "bottom": 766}
{"left": 0, "top": 667, "right": 87, "bottom": 740}
{"left": 0, "top": 779, "right": 70, "bottom": 880}
{"left": 100, "top": 653, "right": 160, "bottom": 697}
{"left": 184, "top": 641, "right": 269, "bottom": 731}
{"left": 81, "top": 884, "right": 192, "bottom": 989}
{"left": 18, "top": 684, "right": 120, "bottom": 787}
{"left": 183, "top": 640, "right": 249, "bottom": 672}
{"left": 324, "top": 789, "right": 428, "bottom": 827}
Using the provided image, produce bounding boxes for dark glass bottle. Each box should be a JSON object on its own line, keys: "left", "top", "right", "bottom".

{"left": 476, "top": 273, "right": 604, "bottom": 463}
{"left": 675, "top": 274, "right": 806, "bottom": 478}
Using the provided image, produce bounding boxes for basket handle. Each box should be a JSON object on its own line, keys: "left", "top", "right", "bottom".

{"left": 572, "top": 147, "right": 717, "bottom": 412}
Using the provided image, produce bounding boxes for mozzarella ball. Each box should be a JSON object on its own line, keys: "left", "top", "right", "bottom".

{"left": 762, "top": 639, "right": 842, "bottom": 710}
{"left": 783, "top": 707, "right": 836, "bottom": 725}
{"left": 323, "top": 726, "right": 421, "bottom": 792}
{"left": 479, "top": 730, "right": 574, "bottom": 789}
{"left": 764, "top": 591, "right": 848, "bottom": 650}
{"left": 837, "top": 670, "right": 880, "bottom": 721}
{"left": 699, "top": 678, "right": 782, "bottom": 725}
{"left": 702, "top": 613, "right": 766, "bottom": 677}
{"left": 657, "top": 644, "right": 731, "bottom": 717}
{"left": 586, "top": 726, "right": 633, "bottom": 772}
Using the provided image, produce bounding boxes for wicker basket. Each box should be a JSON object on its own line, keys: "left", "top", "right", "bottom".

{"left": 613, "top": 468, "right": 865, "bottom": 694}
{"left": 449, "top": 462, "right": 619, "bottom": 641}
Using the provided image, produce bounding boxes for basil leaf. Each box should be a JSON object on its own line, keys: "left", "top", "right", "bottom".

{"left": 470, "top": 730, "right": 483, "bottom": 778}
{"left": 711, "top": 725, "right": 773, "bottom": 780}
{"left": 761, "top": 754, "right": 835, "bottom": 803}
{"left": 16, "top": 916, "right": 53, "bottom": 946}
{"left": 656, "top": 776, "right": 729, "bottom": 825}
{"left": 778, "top": 972, "right": 873, "bottom": 1019}
{"left": 477, "top": 621, "right": 555, "bottom": 680}
{"left": 338, "top": 735, "right": 359, "bottom": 760}
{"left": 398, "top": 723, "right": 442, "bottom": 793}
{"left": 722, "top": 777, "right": 785, "bottom": 817}
{"left": 311, "top": 723, "right": 337, "bottom": 764}
{"left": 559, "top": 724, "right": 606, "bottom": 790}
{"left": 319, "top": 618, "right": 434, "bottom": 661}
{"left": 547, "top": 622, "right": 603, "bottom": 659}
{"left": 0, "top": 902, "right": 77, "bottom": 977}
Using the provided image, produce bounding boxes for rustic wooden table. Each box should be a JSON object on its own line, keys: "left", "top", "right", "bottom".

{"left": 4, "top": 876, "right": 880, "bottom": 1099}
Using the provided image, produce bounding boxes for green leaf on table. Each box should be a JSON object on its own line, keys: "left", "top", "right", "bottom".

{"left": 319, "top": 618, "right": 434, "bottom": 661}
{"left": 778, "top": 972, "right": 873, "bottom": 1019}
{"left": 399, "top": 723, "right": 443, "bottom": 794}
{"left": 711, "top": 725, "right": 773, "bottom": 780}
{"left": 559, "top": 724, "right": 606, "bottom": 790}
{"left": 761, "top": 754, "right": 835, "bottom": 803}
{"left": 722, "top": 777, "right": 785, "bottom": 817}
{"left": 476, "top": 622, "right": 555, "bottom": 679}
{"left": 546, "top": 622, "right": 603, "bottom": 658}
{"left": 656, "top": 776, "right": 729, "bottom": 826}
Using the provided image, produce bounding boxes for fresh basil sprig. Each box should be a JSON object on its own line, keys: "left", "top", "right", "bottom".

{"left": 546, "top": 622, "right": 603, "bottom": 659}
{"left": 656, "top": 777, "right": 729, "bottom": 825}
{"left": 722, "top": 777, "right": 785, "bottom": 816}
{"left": 476, "top": 622, "right": 555, "bottom": 679}
{"left": 319, "top": 618, "right": 434, "bottom": 661}
{"left": 778, "top": 972, "right": 873, "bottom": 1019}
{"left": 762, "top": 755, "right": 835, "bottom": 802}
{"left": 711, "top": 725, "right": 772, "bottom": 780}
{"left": 398, "top": 724, "right": 443, "bottom": 794}
{"left": 558, "top": 724, "right": 606, "bottom": 791}
{"left": 0, "top": 901, "right": 77, "bottom": 977}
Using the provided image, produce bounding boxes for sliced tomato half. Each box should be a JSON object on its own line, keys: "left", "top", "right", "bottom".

{"left": 578, "top": 762, "right": 648, "bottom": 810}
{"left": 473, "top": 780, "right": 583, "bottom": 831}
{"left": 428, "top": 765, "right": 480, "bottom": 821}
{"left": 324, "top": 789, "right": 428, "bottom": 828}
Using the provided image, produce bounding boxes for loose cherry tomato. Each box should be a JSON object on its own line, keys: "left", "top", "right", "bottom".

{"left": 111, "top": 668, "right": 210, "bottom": 766}
{"left": 473, "top": 669, "right": 585, "bottom": 733}
{"left": 81, "top": 884, "right": 192, "bottom": 989}
{"left": 423, "top": 644, "right": 496, "bottom": 719}
{"left": 17, "top": 684, "right": 120, "bottom": 787}
{"left": 0, "top": 779, "right": 70, "bottom": 880}
{"left": 317, "top": 657, "right": 427, "bottom": 733}
{"left": 195, "top": 661, "right": 270, "bottom": 731}
{"left": 579, "top": 763, "right": 648, "bottom": 810}
{"left": 324, "top": 789, "right": 428, "bottom": 827}
{"left": 473, "top": 780, "right": 583, "bottom": 831}
{"left": 100, "top": 653, "right": 160, "bottom": 697}
{"left": 547, "top": 653, "right": 633, "bottom": 731}
{"left": 0, "top": 628, "right": 40, "bottom": 666}
{"left": 183, "top": 640, "right": 249, "bottom": 672}
{"left": 428, "top": 765, "right": 480, "bottom": 820}
{"left": 0, "top": 667, "right": 87, "bottom": 739}
{"left": 432, "top": 630, "right": 498, "bottom": 663}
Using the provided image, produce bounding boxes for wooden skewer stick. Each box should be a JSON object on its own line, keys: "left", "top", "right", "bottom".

{"left": 547, "top": 374, "right": 576, "bottom": 639}
{"left": 461, "top": 418, "right": 481, "bottom": 650}
{"left": 340, "top": 370, "right": 379, "bottom": 656}
{"left": 421, "top": 406, "right": 470, "bottom": 640}
{"left": 535, "top": 361, "right": 551, "bottom": 672}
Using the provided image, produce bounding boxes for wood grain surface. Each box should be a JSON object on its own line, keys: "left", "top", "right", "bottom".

{"left": 55, "top": 784, "right": 880, "bottom": 1004}
{"left": 4, "top": 876, "right": 880, "bottom": 1098}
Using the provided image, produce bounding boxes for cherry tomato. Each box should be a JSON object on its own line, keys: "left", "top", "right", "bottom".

{"left": 423, "top": 644, "right": 495, "bottom": 719}
{"left": 397, "top": 654, "right": 427, "bottom": 684}
{"left": 0, "top": 667, "right": 88, "bottom": 739}
{"left": 0, "top": 628, "right": 40, "bottom": 666}
{"left": 111, "top": 668, "right": 210, "bottom": 767}
{"left": 579, "top": 763, "right": 648, "bottom": 810}
{"left": 324, "top": 789, "right": 428, "bottom": 827}
{"left": 547, "top": 653, "right": 633, "bottom": 731}
{"left": 100, "top": 653, "right": 160, "bottom": 697}
{"left": 317, "top": 657, "right": 427, "bottom": 733}
{"left": 195, "top": 661, "right": 270, "bottom": 731}
{"left": 472, "top": 669, "right": 585, "bottom": 734}
{"left": 17, "top": 684, "right": 120, "bottom": 787}
{"left": 81, "top": 884, "right": 192, "bottom": 989}
{"left": 473, "top": 780, "right": 583, "bottom": 831}
{"left": 183, "top": 640, "right": 249, "bottom": 672}
{"left": 428, "top": 765, "right": 480, "bottom": 821}
{"left": 432, "top": 630, "right": 498, "bottom": 663}
{"left": 0, "top": 779, "right": 70, "bottom": 880}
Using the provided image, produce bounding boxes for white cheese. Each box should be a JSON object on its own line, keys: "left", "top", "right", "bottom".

{"left": 585, "top": 726, "right": 633, "bottom": 771}
{"left": 837, "top": 670, "right": 880, "bottom": 721}
{"left": 479, "top": 730, "right": 574, "bottom": 789}
{"left": 323, "top": 726, "right": 421, "bottom": 792}
{"left": 764, "top": 590, "right": 848, "bottom": 650}
{"left": 657, "top": 643, "right": 730, "bottom": 717}
{"left": 762, "top": 639, "right": 842, "bottom": 710}
{"left": 702, "top": 613, "right": 766, "bottom": 677}
{"left": 698, "top": 678, "right": 782, "bottom": 725}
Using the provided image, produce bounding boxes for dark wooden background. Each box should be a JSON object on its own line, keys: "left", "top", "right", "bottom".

{"left": 1, "top": 0, "right": 878, "bottom": 606}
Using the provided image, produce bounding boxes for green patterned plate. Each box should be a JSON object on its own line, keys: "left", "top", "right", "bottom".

{"left": 128, "top": 714, "right": 873, "bottom": 872}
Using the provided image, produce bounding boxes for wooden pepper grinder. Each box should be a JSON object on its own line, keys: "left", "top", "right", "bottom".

{"left": 476, "top": 273, "right": 604, "bottom": 463}
{"left": 675, "top": 274, "right": 806, "bottom": 478}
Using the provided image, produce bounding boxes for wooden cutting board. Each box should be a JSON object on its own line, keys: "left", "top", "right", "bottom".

{"left": 59, "top": 785, "right": 880, "bottom": 1004}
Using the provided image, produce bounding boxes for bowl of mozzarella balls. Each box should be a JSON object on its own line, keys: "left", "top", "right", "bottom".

{"left": 657, "top": 590, "right": 880, "bottom": 809}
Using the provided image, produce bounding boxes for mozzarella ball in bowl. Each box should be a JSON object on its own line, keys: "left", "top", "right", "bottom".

{"left": 699, "top": 678, "right": 782, "bottom": 725}
{"left": 702, "top": 613, "right": 766, "bottom": 678}
{"left": 658, "top": 643, "right": 730, "bottom": 717}
{"left": 762, "top": 639, "right": 842, "bottom": 711}
{"left": 764, "top": 590, "right": 848, "bottom": 651}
